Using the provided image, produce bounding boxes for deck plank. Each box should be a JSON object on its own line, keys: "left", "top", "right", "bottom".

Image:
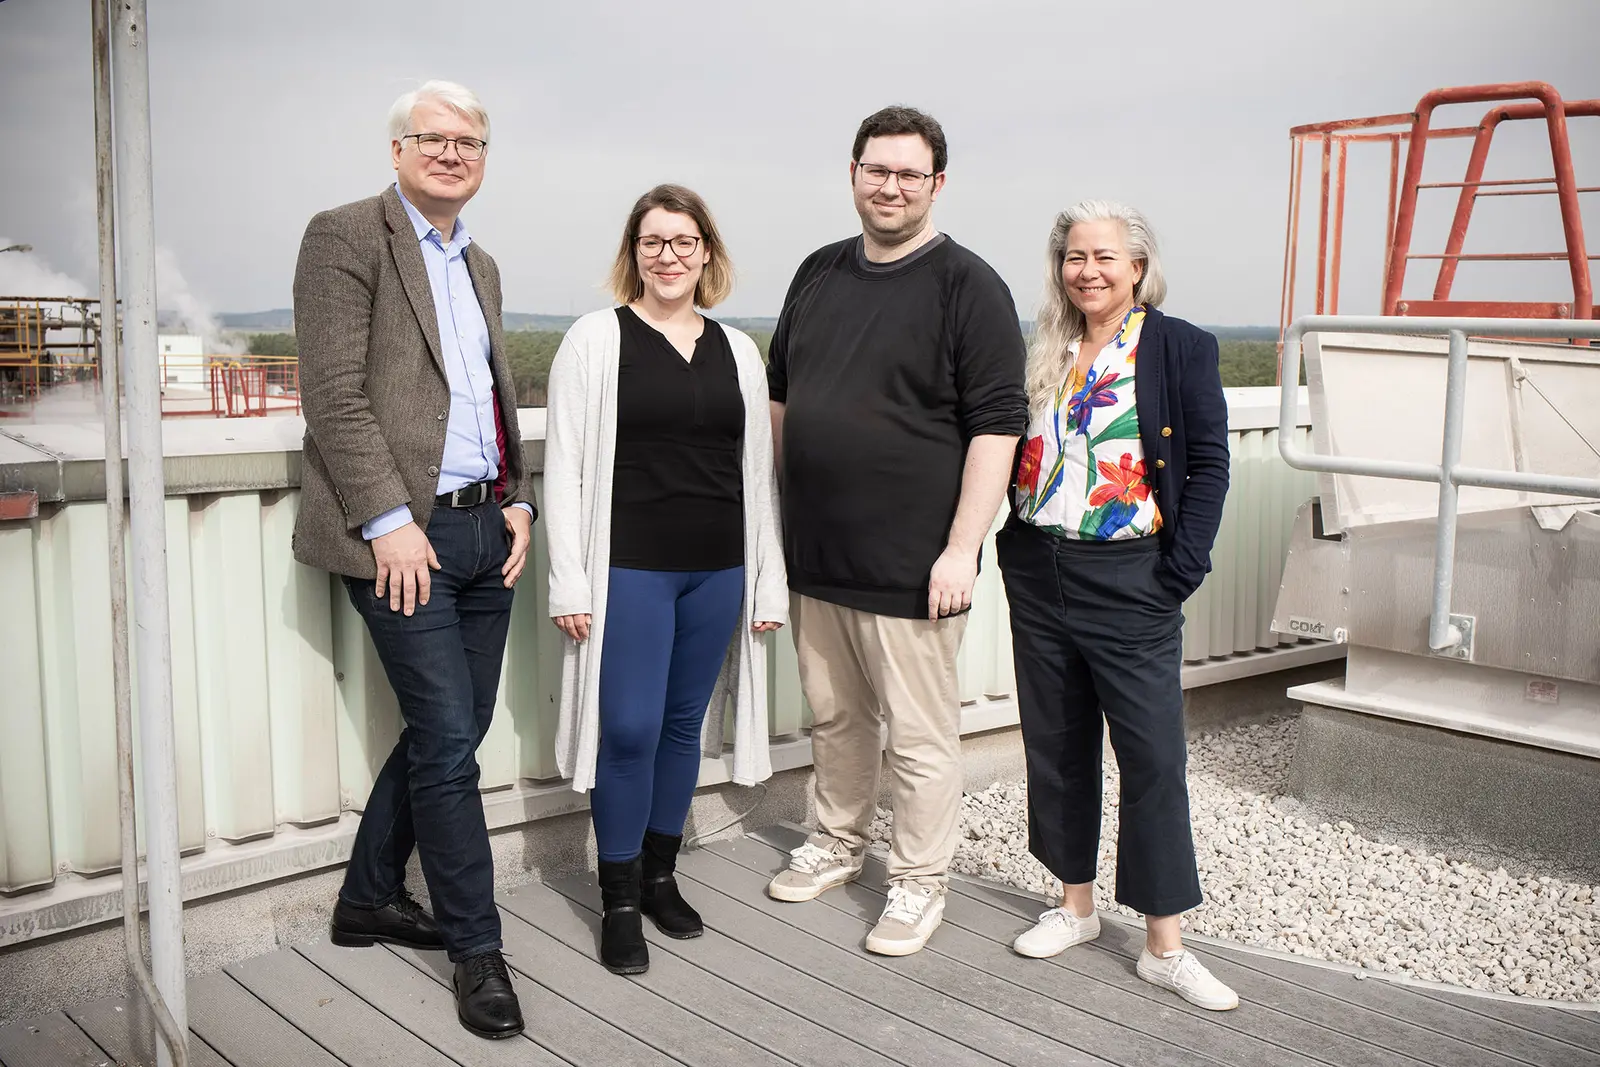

{"left": 668, "top": 849, "right": 1108, "bottom": 1067}
{"left": 1393, "top": 985, "right": 1600, "bottom": 1055}
{"left": 675, "top": 846, "right": 1132, "bottom": 1067}
{"left": 388, "top": 943, "right": 671, "bottom": 1067}
{"left": 729, "top": 831, "right": 1496, "bottom": 1067}
{"left": 746, "top": 825, "right": 1600, "bottom": 1066}
{"left": 295, "top": 938, "right": 566, "bottom": 1067}
{"left": 68, "top": 973, "right": 328, "bottom": 1067}
{"left": 634, "top": 854, "right": 1076, "bottom": 1067}
{"left": 727, "top": 837, "right": 1422, "bottom": 1067}
{"left": 1147, "top": 934, "right": 1600, "bottom": 1067}
{"left": 35, "top": 827, "right": 1597, "bottom": 1067}
{"left": 535, "top": 872, "right": 1010, "bottom": 1067}
{"left": 189, "top": 971, "right": 349, "bottom": 1067}
{"left": 728, "top": 834, "right": 1369, "bottom": 1067}
{"left": 494, "top": 895, "right": 786, "bottom": 1067}
{"left": 849, "top": 831, "right": 1600, "bottom": 1062}
{"left": 0, "top": 1012, "right": 114, "bottom": 1067}
{"left": 226, "top": 949, "right": 453, "bottom": 1067}
{"left": 503, "top": 877, "right": 900, "bottom": 1067}
{"left": 870, "top": 880, "right": 1339, "bottom": 1067}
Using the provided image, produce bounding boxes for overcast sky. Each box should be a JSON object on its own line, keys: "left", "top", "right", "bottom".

{"left": 2, "top": 0, "right": 1596, "bottom": 332}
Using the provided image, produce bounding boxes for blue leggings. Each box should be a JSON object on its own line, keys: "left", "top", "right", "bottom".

{"left": 591, "top": 566, "right": 745, "bottom": 862}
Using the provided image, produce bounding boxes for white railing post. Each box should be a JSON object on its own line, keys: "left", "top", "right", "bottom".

{"left": 109, "top": 2, "right": 188, "bottom": 1062}
{"left": 1427, "top": 329, "right": 1470, "bottom": 651}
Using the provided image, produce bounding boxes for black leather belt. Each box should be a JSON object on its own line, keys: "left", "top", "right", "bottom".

{"left": 435, "top": 480, "right": 493, "bottom": 508}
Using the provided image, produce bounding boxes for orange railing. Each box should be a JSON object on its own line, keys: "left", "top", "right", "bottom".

{"left": 1279, "top": 81, "right": 1599, "bottom": 377}
{"left": 163, "top": 356, "right": 301, "bottom": 418}
{"left": 1, "top": 296, "right": 302, "bottom": 418}
{"left": 0, "top": 350, "right": 301, "bottom": 419}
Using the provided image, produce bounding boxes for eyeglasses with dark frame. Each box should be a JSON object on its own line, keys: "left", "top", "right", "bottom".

{"left": 402, "top": 132, "right": 488, "bottom": 161}
{"left": 856, "top": 163, "right": 935, "bottom": 192}
{"left": 635, "top": 234, "right": 703, "bottom": 258}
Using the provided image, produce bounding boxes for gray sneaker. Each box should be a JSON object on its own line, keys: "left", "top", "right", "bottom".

{"left": 766, "top": 837, "right": 864, "bottom": 902}
{"left": 864, "top": 882, "right": 946, "bottom": 956}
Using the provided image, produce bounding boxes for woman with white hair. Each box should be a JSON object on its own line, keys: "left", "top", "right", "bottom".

{"left": 996, "top": 200, "right": 1237, "bottom": 1009}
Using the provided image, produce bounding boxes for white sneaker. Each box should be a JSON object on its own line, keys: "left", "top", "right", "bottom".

{"left": 766, "top": 838, "right": 864, "bottom": 902}
{"left": 864, "top": 882, "right": 945, "bottom": 956}
{"left": 1012, "top": 907, "right": 1101, "bottom": 958}
{"left": 1136, "top": 947, "right": 1240, "bottom": 1010}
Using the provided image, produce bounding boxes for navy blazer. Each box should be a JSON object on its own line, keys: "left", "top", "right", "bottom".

{"left": 1131, "top": 307, "right": 1231, "bottom": 600}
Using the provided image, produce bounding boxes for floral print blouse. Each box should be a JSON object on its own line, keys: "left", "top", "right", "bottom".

{"left": 1013, "top": 306, "right": 1162, "bottom": 540}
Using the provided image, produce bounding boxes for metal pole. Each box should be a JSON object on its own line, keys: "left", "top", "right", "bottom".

{"left": 110, "top": 3, "right": 187, "bottom": 1061}
{"left": 1427, "top": 329, "right": 1469, "bottom": 651}
{"left": 94, "top": 2, "right": 189, "bottom": 1064}
{"left": 1316, "top": 135, "right": 1331, "bottom": 315}
{"left": 1275, "top": 135, "right": 1299, "bottom": 383}
{"left": 1434, "top": 112, "right": 1500, "bottom": 302}
{"left": 1382, "top": 135, "right": 1400, "bottom": 308}
{"left": 1329, "top": 138, "right": 1349, "bottom": 315}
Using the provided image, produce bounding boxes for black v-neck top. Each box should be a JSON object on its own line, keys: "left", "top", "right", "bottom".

{"left": 610, "top": 305, "right": 745, "bottom": 571}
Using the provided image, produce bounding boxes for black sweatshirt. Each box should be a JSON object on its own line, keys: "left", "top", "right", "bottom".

{"left": 767, "top": 236, "right": 1028, "bottom": 618}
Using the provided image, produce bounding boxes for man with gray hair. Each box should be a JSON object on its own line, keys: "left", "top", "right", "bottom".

{"left": 293, "top": 80, "right": 531, "bottom": 1039}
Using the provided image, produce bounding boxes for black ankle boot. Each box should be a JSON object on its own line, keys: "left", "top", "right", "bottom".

{"left": 597, "top": 856, "right": 649, "bottom": 975}
{"left": 640, "top": 830, "right": 703, "bottom": 939}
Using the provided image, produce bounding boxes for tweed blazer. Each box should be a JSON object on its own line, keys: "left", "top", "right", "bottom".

{"left": 291, "top": 186, "right": 535, "bottom": 578}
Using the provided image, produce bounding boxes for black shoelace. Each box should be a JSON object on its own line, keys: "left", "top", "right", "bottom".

{"left": 393, "top": 886, "right": 426, "bottom": 923}
{"left": 463, "top": 951, "right": 510, "bottom": 986}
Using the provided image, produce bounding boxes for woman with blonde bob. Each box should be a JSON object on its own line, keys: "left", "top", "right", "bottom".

{"left": 544, "top": 184, "right": 787, "bottom": 975}
{"left": 996, "top": 200, "right": 1237, "bottom": 1009}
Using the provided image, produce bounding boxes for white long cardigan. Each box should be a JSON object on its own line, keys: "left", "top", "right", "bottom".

{"left": 543, "top": 308, "right": 789, "bottom": 793}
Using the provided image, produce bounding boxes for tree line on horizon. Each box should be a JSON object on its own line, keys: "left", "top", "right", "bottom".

{"left": 248, "top": 331, "right": 1283, "bottom": 405}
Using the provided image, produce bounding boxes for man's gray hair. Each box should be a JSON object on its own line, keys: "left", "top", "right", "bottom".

{"left": 387, "top": 80, "right": 491, "bottom": 144}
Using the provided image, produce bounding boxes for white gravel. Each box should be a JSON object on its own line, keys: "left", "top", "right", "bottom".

{"left": 866, "top": 716, "right": 1599, "bottom": 1002}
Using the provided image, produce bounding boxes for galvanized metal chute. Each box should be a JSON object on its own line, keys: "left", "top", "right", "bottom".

{"left": 1271, "top": 83, "right": 1600, "bottom": 881}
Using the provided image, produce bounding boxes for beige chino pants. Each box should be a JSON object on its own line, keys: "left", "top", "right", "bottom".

{"left": 791, "top": 592, "right": 968, "bottom": 887}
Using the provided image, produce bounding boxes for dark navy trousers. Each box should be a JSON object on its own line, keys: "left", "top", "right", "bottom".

{"left": 340, "top": 499, "right": 511, "bottom": 962}
{"left": 996, "top": 518, "right": 1204, "bottom": 917}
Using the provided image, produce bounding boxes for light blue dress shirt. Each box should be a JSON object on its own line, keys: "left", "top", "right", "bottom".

{"left": 363, "top": 187, "right": 531, "bottom": 539}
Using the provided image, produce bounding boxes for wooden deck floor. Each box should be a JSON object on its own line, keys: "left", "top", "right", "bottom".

{"left": 3, "top": 824, "right": 1596, "bottom": 1067}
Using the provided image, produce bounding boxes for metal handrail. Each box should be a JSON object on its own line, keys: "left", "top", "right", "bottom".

{"left": 1276, "top": 86, "right": 1600, "bottom": 376}
{"left": 1277, "top": 315, "right": 1600, "bottom": 655}
{"left": 1385, "top": 84, "right": 1593, "bottom": 321}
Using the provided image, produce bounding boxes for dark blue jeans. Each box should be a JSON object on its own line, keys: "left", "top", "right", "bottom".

{"left": 591, "top": 566, "right": 745, "bottom": 862}
{"left": 340, "top": 499, "right": 512, "bottom": 961}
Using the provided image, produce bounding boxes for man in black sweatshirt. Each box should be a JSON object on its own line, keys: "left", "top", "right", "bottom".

{"left": 764, "top": 106, "right": 1027, "bottom": 955}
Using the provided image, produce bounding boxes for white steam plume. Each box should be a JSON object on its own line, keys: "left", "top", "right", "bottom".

{"left": 155, "top": 246, "right": 242, "bottom": 354}
{"left": 0, "top": 239, "right": 91, "bottom": 298}
{"left": 0, "top": 241, "right": 243, "bottom": 356}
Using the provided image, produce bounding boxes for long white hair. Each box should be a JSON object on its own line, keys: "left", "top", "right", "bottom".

{"left": 1026, "top": 199, "right": 1167, "bottom": 415}
{"left": 387, "top": 80, "right": 491, "bottom": 144}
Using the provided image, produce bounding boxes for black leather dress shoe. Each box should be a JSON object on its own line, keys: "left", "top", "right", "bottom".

{"left": 329, "top": 886, "right": 444, "bottom": 950}
{"left": 453, "top": 951, "right": 524, "bottom": 1039}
